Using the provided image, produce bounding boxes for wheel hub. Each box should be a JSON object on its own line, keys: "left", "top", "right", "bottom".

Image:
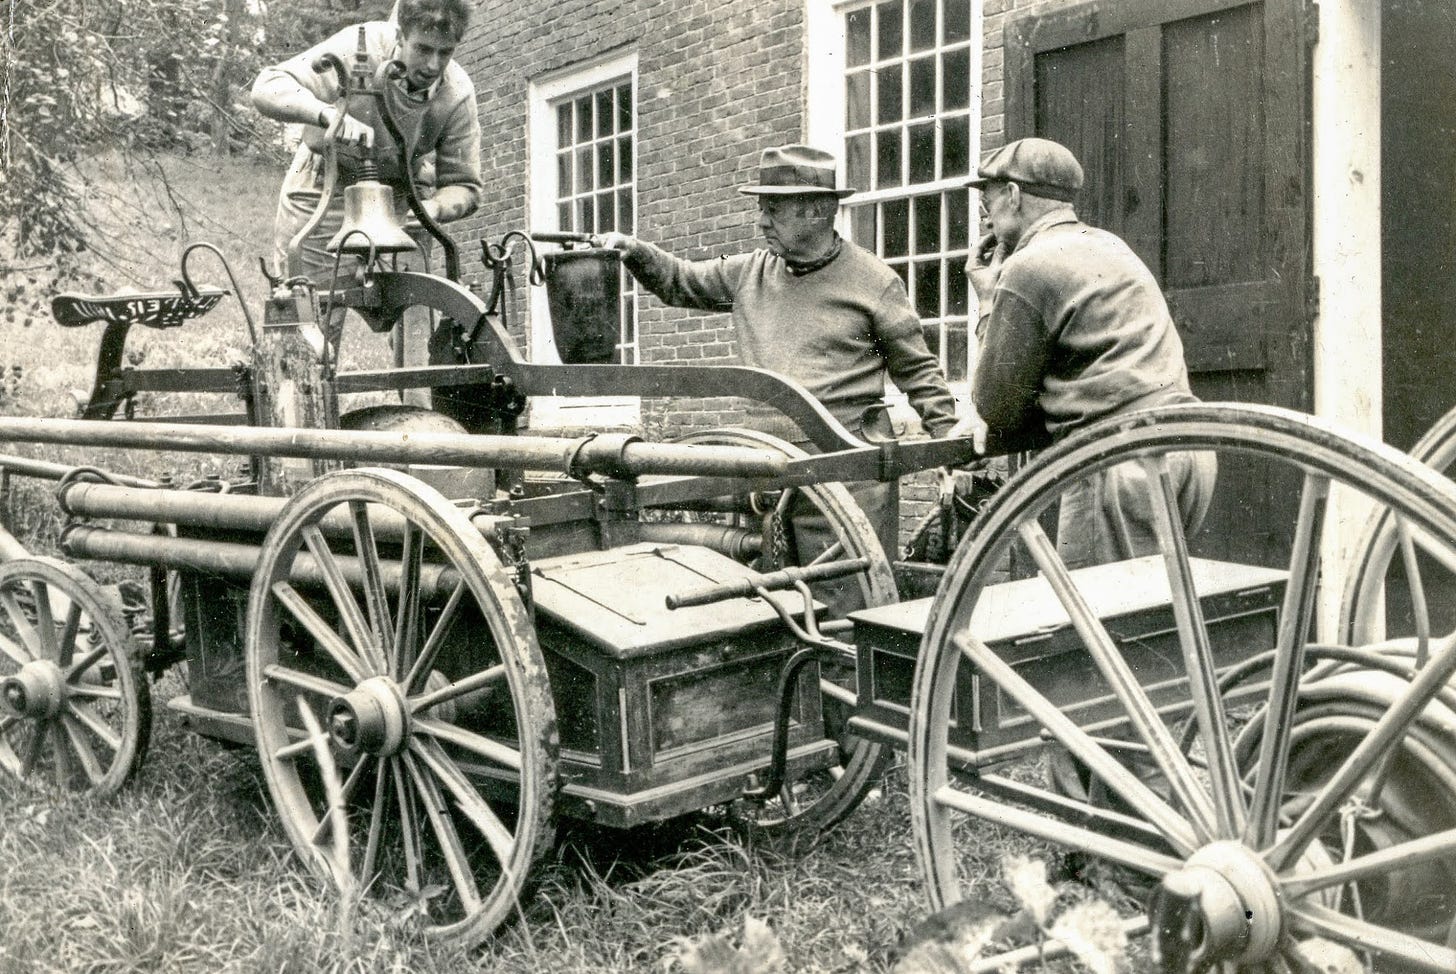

{"left": 0, "top": 660, "right": 66, "bottom": 719}
{"left": 327, "top": 676, "right": 408, "bottom": 755}
{"left": 1149, "top": 841, "right": 1282, "bottom": 970}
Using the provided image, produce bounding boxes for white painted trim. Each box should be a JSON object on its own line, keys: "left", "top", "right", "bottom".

{"left": 1310, "top": 1, "right": 1381, "bottom": 639}
{"left": 526, "top": 50, "right": 640, "bottom": 428}
{"left": 803, "top": 0, "right": 984, "bottom": 418}
{"left": 803, "top": 0, "right": 847, "bottom": 161}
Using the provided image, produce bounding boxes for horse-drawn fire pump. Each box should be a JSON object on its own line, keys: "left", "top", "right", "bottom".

{"left": 1, "top": 49, "right": 1454, "bottom": 974}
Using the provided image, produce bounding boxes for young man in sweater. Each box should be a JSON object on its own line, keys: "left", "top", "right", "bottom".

{"left": 251, "top": 0, "right": 482, "bottom": 281}
{"left": 596, "top": 144, "right": 958, "bottom": 558}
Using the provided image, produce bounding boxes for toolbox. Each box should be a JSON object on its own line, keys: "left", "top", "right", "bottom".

{"left": 848, "top": 556, "right": 1288, "bottom": 762}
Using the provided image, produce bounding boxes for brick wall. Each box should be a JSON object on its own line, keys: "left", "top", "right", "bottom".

{"left": 452, "top": 0, "right": 1014, "bottom": 554}
{"left": 457, "top": 0, "right": 803, "bottom": 423}
{"left": 980, "top": 0, "right": 1065, "bottom": 153}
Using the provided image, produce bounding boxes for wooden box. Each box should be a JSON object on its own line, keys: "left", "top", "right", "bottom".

{"left": 531, "top": 543, "right": 835, "bottom": 827}
{"left": 848, "top": 556, "right": 1287, "bottom": 763}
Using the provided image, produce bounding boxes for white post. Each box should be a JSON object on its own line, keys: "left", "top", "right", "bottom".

{"left": 1311, "top": 1, "right": 1382, "bottom": 639}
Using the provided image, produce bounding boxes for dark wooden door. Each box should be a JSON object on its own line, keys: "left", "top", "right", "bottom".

{"left": 1004, "top": 0, "right": 1314, "bottom": 564}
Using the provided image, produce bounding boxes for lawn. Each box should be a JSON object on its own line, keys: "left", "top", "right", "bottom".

{"left": 0, "top": 149, "right": 1131, "bottom": 974}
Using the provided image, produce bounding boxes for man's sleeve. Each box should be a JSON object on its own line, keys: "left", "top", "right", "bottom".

{"left": 427, "top": 95, "right": 483, "bottom": 222}
{"left": 972, "top": 284, "right": 1052, "bottom": 440}
{"left": 871, "top": 282, "right": 958, "bottom": 437}
{"left": 623, "top": 240, "right": 747, "bottom": 312}
{"left": 251, "top": 27, "right": 353, "bottom": 126}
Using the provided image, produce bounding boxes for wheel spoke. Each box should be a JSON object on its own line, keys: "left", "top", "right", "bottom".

{"left": 1407, "top": 521, "right": 1456, "bottom": 575}
{"left": 361, "top": 757, "right": 388, "bottom": 888}
{"left": 1281, "top": 824, "right": 1456, "bottom": 899}
{"left": 805, "top": 539, "right": 845, "bottom": 568}
{"left": 19, "top": 724, "right": 45, "bottom": 778}
{"left": 956, "top": 630, "right": 1199, "bottom": 854}
{"left": 933, "top": 783, "right": 1182, "bottom": 876}
{"left": 27, "top": 581, "right": 57, "bottom": 660}
{"left": 0, "top": 591, "right": 42, "bottom": 662}
{"left": 301, "top": 525, "right": 382, "bottom": 676}
{"left": 50, "top": 720, "right": 74, "bottom": 788}
{"left": 402, "top": 751, "right": 482, "bottom": 913}
{"left": 410, "top": 737, "right": 517, "bottom": 871}
{"left": 66, "top": 684, "right": 122, "bottom": 701}
{"left": 391, "top": 520, "right": 425, "bottom": 682}
{"left": 348, "top": 501, "right": 394, "bottom": 673}
{"left": 1141, "top": 456, "right": 1246, "bottom": 838}
{"left": 56, "top": 601, "right": 83, "bottom": 670}
{"left": 65, "top": 699, "right": 121, "bottom": 752}
{"left": 58, "top": 714, "right": 104, "bottom": 786}
{"left": 403, "top": 579, "right": 467, "bottom": 693}
{"left": 414, "top": 716, "right": 523, "bottom": 772}
{"left": 272, "top": 729, "right": 331, "bottom": 763}
{"left": 269, "top": 581, "right": 369, "bottom": 686}
{"left": 1245, "top": 472, "right": 1329, "bottom": 850}
{"left": 294, "top": 698, "right": 351, "bottom": 887}
{"left": 409, "top": 664, "right": 505, "bottom": 715}
{"left": 1019, "top": 519, "right": 1216, "bottom": 843}
{"left": 1393, "top": 516, "right": 1432, "bottom": 665}
{"left": 1290, "top": 903, "right": 1456, "bottom": 972}
{"left": 1269, "top": 630, "right": 1456, "bottom": 870}
{"left": 389, "top": 755, "right": 424, "bottom": 894}
{"left": 260, "top": 662, "right": 351, "bottom": 701}
{"left": 309, "top": 755, "right": 374, "bottom": 847}
{"left": 65, "top": 645, "right": 108, "bottom": 683}
{"left": 0, "top": 632, "right": 32, "bottom": 667}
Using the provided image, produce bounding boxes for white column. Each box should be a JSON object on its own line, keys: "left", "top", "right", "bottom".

{"left": 1311, "top": 1, "right": 1381, "bottom": 639}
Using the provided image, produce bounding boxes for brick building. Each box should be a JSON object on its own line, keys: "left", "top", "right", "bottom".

{"left": 453, "top": 0, "right": 988, "bottom": 545}
{"left": 451, "top": 0, "right": 1456, "bottom": 586}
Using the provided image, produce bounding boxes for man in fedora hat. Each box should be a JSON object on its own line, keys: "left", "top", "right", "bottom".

{"left": 953, "top": 136, "right": 1215, "bottom": 569}
{"left": 597, "top": 143, "right": 957, "bottom": 557}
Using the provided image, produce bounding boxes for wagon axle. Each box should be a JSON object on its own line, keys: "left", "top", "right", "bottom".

{"left": 327, "top": 676, "right": 409, "bottom": 756}
{"left": 0, "top": 660, "right": 66, "bottom": 720}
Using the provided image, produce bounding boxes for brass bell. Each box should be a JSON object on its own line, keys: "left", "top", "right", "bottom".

{"left": 326, "top": 179, "right": 419, "bottom": 256}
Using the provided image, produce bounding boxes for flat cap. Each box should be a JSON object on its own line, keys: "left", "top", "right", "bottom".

{"left": 965, "top": 137, "right": 1083, "bottom": 202}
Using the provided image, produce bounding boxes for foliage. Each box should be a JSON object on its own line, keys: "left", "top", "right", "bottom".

{"left": 0, "top": 0, "right": 392, "bottom": 267}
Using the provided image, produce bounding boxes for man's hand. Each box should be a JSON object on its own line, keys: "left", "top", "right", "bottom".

{"left": 320, "top": 105, "right": 375, "bottom": 148}
{"left": 945, "top": 403, "right": 988, "bottom": 455}
{"left": 593, "top": 232, "right": 639, "bottom": 257}
{"left": 966, "top": 231, "right": 1006, "bottom": 307}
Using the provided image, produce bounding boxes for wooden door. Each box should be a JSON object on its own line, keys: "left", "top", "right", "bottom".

{"left": 1004, "top": 0, "right": 1314, "bottom": 564}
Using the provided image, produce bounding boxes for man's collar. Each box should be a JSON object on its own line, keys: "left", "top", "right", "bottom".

{"left": 784, "top": 233, "right": 843, "bottom": 276}
{"left": 389, "top": 36, "right": 443, "bottom": 102}
{"left": 1012, "top": 209, "right": 1079, "bottom": 255}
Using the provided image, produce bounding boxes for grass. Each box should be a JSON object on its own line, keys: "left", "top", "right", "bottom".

{"left": 0, "top": 149, "right": 1136, "bottom": 974}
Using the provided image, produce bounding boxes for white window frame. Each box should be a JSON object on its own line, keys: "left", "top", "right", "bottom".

{"left": 527, "top": 51, "right": 640, "bottom": 428}
{"left": 805, "top": 0, "right": 983, "bottom": 421}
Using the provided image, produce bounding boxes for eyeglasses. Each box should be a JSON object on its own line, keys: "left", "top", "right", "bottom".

{"left": 977, "top": 181, "right": 1012, "bottom": 217}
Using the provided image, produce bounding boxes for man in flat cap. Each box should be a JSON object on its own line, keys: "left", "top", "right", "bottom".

{"left": 597, "top": 144, "right": 958, "bottom": 558}
{"left": 956, "top": 136, "right": 1215, "bottom": 569}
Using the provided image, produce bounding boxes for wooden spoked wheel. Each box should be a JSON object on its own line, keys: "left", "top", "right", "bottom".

{"left": 909, "top": 404, "right": 1456, "bottom": 972}
{"left": 667, "top": 428, "right": 895, "bottom": 841}
{"left": 0, "top": 557, "right": 150, "bottom": 795}
{"left": 1341, "top": 402, "right": 1456, "bottom": 646}
{"left": 246, "top": 468, "right": 557, "bottom": 948}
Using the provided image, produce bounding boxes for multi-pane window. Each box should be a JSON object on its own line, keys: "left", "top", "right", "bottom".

{"left": 553, "top": 80, "right": 638, "bottom": 364}
{"left": 842, "top": 0, "right": 975, "bottom": 381}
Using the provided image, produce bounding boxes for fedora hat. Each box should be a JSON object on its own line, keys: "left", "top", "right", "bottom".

{"left": 965, "top": 137, "right": 1083, "bottom": 202}
{"left": 738, "top": 144, "right": 855, "bottom": 198}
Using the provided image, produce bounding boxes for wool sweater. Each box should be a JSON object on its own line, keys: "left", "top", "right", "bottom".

{"left": 625, "top": 238, "right": 957, "bottom": 439}
{"left": 255, "top": 21, "right": 482, "bottom": 224}
{"left": 974, "top": 213, "right": 1196, "bottom": 445}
